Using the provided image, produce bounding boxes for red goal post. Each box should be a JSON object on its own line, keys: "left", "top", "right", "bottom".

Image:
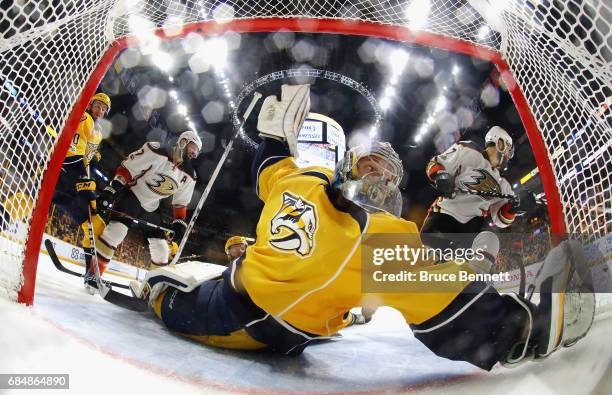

{"left": 0, "top": 1, "right": 609, "bottom": 305}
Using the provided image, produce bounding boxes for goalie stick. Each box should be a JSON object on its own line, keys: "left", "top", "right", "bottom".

{"left": 171, "top": 92, "right": 263, "bottom": 264}
{"left": 44, "top": 238, "right": 129, "bottom": 289}
{"left": 44, "top": 238, "right": 148, "bottom": 311}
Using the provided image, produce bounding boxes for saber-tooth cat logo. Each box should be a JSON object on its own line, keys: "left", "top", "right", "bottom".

{"left": 269, "top": 192, "right": 318, "bottom": 257}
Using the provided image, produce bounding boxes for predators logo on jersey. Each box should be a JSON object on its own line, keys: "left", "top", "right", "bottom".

{"left": 269, "top": 192, "right": 318, "bottom": 257}
{"left": 146, "top": 174, "right": 178, "bottom": 196}
{"left": 462, "top": 169, "right": 501, "bottom": 200}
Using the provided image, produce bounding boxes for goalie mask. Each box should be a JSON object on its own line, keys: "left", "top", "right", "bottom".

{"left": 332, "top": 141, "right": 404, "bottom": 217}
{"left": 172, "top": 130, "right": 202, "bottom": 164}
{"left": 485, "top": 126, "right": 514, "bottom": 169}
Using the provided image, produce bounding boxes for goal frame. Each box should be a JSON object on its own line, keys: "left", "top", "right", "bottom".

{"left": 19, "top": 17, "right": 565, "bottom": 304}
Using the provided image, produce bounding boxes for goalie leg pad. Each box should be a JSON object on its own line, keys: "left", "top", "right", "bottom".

{"left": 411, "top": 282, "right": 532, "bottom": 371}
{"left": 143, "top": 261, "right": 227, "bottom": 294}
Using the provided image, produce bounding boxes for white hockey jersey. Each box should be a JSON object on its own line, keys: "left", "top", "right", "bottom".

{"left": 118, "top": 142, "right": 196, "bottom": 212}
{"left": 428, "top": 142, "right": 516, "bottom": 227}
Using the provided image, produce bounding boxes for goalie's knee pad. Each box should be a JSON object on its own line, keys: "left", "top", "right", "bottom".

{"left": 148, "top": 238, "right": 169, "bottom": 265}
{"left": 97, "top": 221, "right": 128, "bottom": 260}
{"left": 80, "top": 214, "right": 106, "bottom": 248}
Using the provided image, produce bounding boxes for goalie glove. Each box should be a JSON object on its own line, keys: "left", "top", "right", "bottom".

{"left": 257, "top": 84, "right": 310, "bottom": 157}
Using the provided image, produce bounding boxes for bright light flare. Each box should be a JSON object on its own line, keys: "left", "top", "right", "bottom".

{"left": 177, "top": 104, "right": 188, "bottom": 115}
{"left": 390, "top": 49, "right": 409, "bottom": 75}
{"left": 405, "top": 0, "right": 431, "bottom": 30}
{"left": 204, "top": 38, "right": 229, "bottom": 69}
{"left": 154, "top": 51, "right": 174, "bottom": 72}
{"left": 478, "top": 25, "right": 491, "bottom": 40}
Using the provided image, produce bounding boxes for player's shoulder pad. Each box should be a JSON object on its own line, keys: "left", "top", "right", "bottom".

{"left": 457, "top": 140, "right": 484, "bottom": 151}
{"left": 145, "top": 141, "right": 169, "bottom": 158}
{"left": 147, "top": 141, "right": 161, "bottom": 150}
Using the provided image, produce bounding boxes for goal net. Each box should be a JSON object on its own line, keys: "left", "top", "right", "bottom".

{"left": 0, "top": 1, "right": 610, "bottom": 306}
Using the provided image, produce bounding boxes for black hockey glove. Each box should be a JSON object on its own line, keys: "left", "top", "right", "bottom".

{"left": 510, "top": 190, "right": 537, "bottom": 214}
{"left": 432, "top": 171, "right": 454, "bottom": 198}
{"left": 75, "top": 178, "right": 97, "bottom": 211}
{"left": 96, "top": 179, "right": 124, "bottom": 212}
{"left": 171, "top": 219, "right": 188, "bottom": 242}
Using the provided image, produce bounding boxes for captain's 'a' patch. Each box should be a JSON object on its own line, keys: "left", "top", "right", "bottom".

{"left": 269, "top": 192, "right": 318, "bottom": 257}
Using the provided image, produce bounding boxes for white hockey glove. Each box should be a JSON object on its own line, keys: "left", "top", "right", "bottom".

{"left": 257, "top": 84, "right": 310, "bottom": 157}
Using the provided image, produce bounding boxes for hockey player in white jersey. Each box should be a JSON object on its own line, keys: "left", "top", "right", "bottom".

{"left": 421, "top": 126, "right": 536, "bottom": 250}
{"left": 89, "top": 130, "right": 202, "bottom": 285}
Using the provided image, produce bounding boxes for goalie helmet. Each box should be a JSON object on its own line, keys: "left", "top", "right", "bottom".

{"left": 485, "top": 126, "right": 514, "bottom": 167}
{"left": 90, "top": 92, "right": 111, "bottom": 111}
{"left": 331, "top": 141, "right": 404, "bottom": 216}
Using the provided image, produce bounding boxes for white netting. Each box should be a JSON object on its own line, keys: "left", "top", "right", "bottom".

{"left": 0, "top": 0, "right": 609, "bottom": 303}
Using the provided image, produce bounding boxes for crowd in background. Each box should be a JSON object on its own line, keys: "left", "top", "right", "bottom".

{"left": 45, "top": 204, "right": 150, "bottom": 268}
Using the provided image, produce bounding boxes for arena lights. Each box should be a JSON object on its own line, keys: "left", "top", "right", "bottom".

{"left": 414, "top": 92, "right": 449, "bottom": 143}
{"left": 204, "top": 37, "right": 229, "bottom": 70}
{"left": 154, "top": 51, "right": 174, "bottom": 73}
{"left": 405, "top": 0, "right": 431, "bottom": 30}
{"left": 477, "top": 25, "right": 491, "bottom": 41}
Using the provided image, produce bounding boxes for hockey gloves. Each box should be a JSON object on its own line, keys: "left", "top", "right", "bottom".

{"left": 510, "top": 189, "right": 537, "bottom": 214}
{"left": 171, "top": 219, "right": 188, "bottom": 243}
{"left": 96, "top": 179, "right": 124, "bottom": 212}
{"left": 76, "top": 178, "right": 98, "bottom": 212}
{"left": 257, "top": 84, "right": 311, "bottom": 158}
{"left": 432, "top": 171, "right": 455, "bottom": 198}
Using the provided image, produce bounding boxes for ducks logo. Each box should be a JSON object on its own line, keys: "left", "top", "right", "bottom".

{"left": 269, "top": 192, "right": 318, "bottom": 257}
{"left": 462, "top": 169, "right": 501, "bottom": 200}
{"left": 146, "top": 174, "right": 178, "bottom": 196}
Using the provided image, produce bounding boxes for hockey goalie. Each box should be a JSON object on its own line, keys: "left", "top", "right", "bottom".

{"left": 129, "top": 84, "right": 595, "bottom": 370}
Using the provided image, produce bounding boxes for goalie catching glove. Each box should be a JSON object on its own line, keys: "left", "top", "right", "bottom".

{"left": 257, "top": 84, "right": 310, "bottom": 157}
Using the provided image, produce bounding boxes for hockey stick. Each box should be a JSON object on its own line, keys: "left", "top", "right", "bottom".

{"left": 455, "top": 187, "right": 547, "bottom": 206}
{"left": 170, "top": 92, "right": 263, "bottom": 265}
{"left": 103, "top": 208, "right": 174, "bottom": 235}
{"left": 455, "top": 187, "right": 516, "bottom": 201}
{"left": 44, "top": 238, "right": 129, "bottom": 290}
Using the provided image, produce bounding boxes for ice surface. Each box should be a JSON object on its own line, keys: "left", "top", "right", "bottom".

{"left": 1, "top": 254, "right": 610, "bottom": 394}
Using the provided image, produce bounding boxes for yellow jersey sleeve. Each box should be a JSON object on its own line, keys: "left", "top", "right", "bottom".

{"left": 66, "top": 112, "right": 102, "bottom": 166}
{"left": 256, "top": 157, "right": 301, "bottom": 202}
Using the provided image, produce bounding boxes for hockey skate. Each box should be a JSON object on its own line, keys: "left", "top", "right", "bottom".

{"left": 503, "top": 239, "right": 595, "bottom": 366}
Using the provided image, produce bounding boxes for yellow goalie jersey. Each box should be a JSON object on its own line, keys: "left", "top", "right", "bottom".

{"left": 65, "top": 112, "right": 102, "bottom": 166}
{"left": 240, "top": 157, "right": 470, "bottom": 336}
